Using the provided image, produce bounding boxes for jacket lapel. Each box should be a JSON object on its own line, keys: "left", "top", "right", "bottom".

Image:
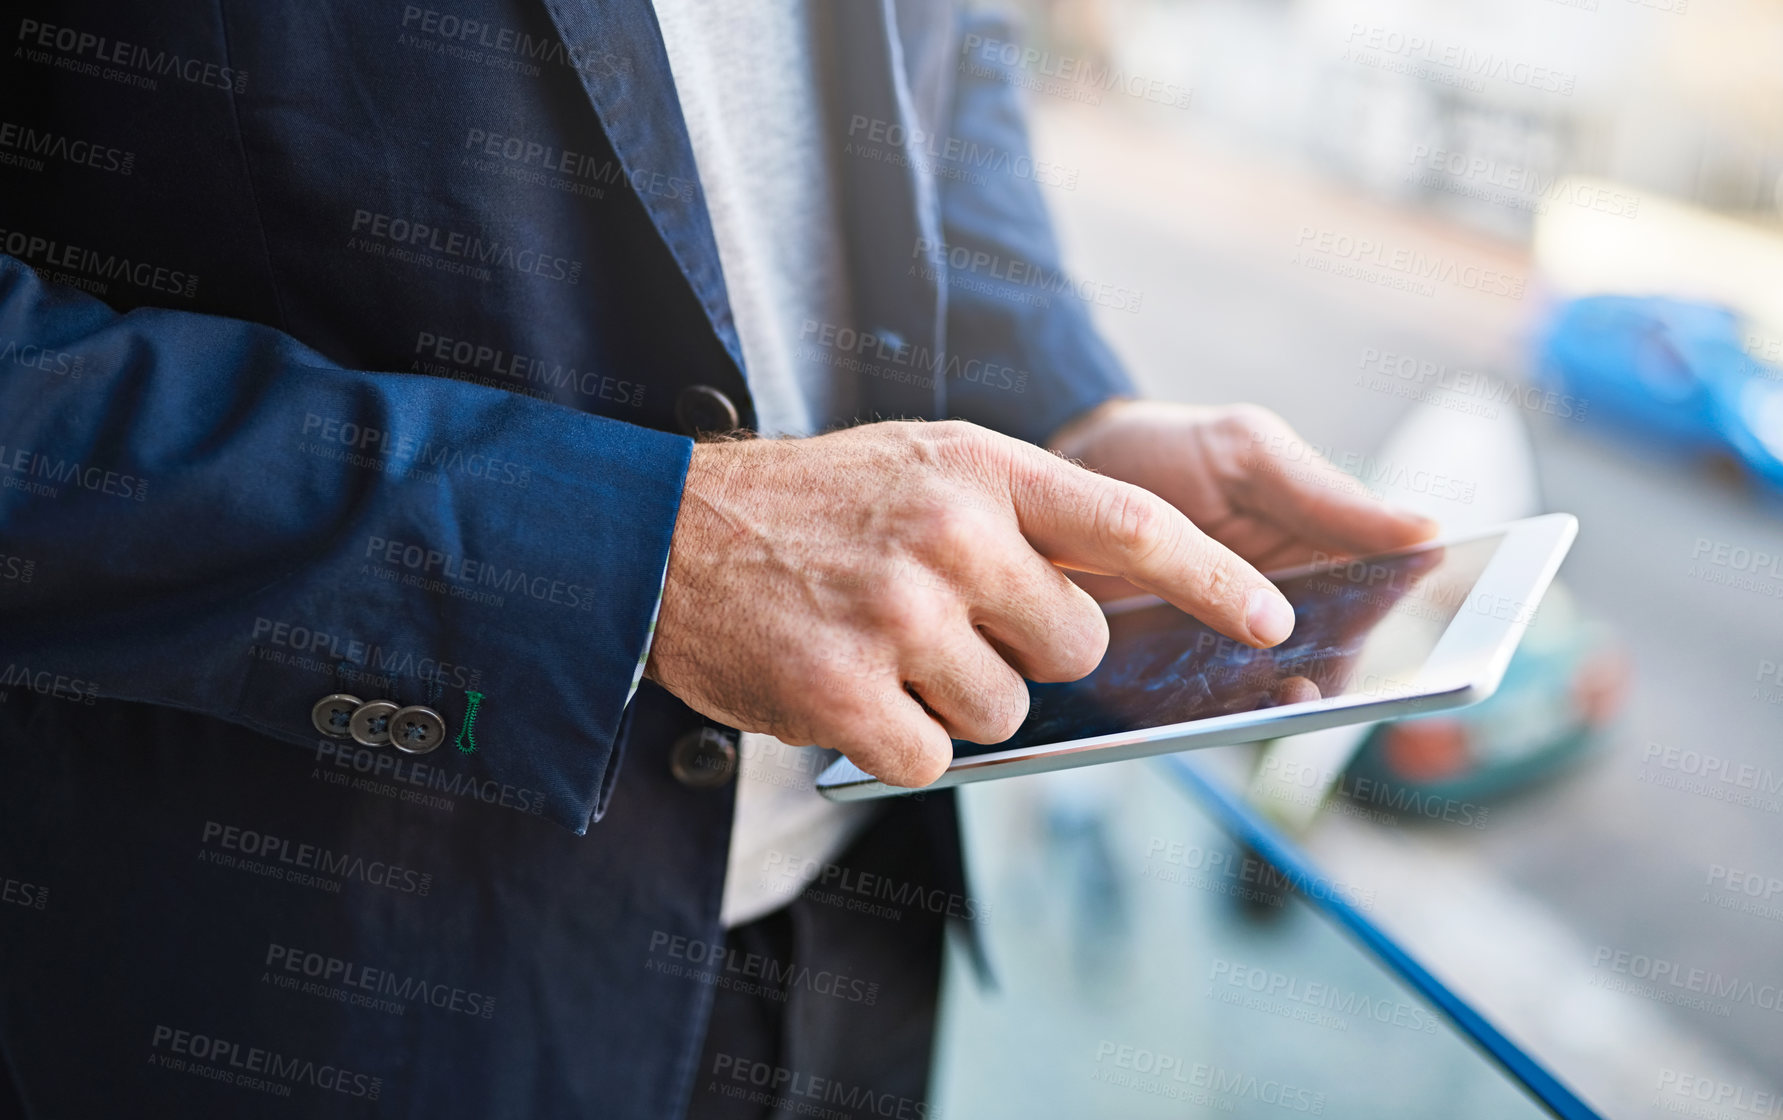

{"left": 831, "top": 0, "right": 946, "bottom": 424}
{"left": 535, "top": 0, "right": 747, "bottom": 383}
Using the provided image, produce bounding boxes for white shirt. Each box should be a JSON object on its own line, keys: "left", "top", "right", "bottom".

{"left": 651, "top": 0, "right": 878, "bottom": 928}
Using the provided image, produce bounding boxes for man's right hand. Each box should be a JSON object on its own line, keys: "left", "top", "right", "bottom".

{"left": 643, "top": 419, "right": 1297, "bottom": 787}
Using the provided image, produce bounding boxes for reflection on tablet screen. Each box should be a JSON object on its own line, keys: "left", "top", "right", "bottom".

{"left": 984, "top": 535, "right": 1504, "bottom": 753}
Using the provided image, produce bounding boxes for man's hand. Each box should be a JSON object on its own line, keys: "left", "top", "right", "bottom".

{"left": 1048, "top": 400, "right": 1438, "bottom": 599}
{"left": 644, "top": 420, "right": 1300, "bottom": 787}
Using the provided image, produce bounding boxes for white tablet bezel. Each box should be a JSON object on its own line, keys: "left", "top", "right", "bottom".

{"left": 814, "top": 513, "right": 1577, "bottom": 802}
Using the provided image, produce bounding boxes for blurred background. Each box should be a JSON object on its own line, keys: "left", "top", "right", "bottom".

{"left": 929, "top": 1, "right": 1783, "bottom": 1116}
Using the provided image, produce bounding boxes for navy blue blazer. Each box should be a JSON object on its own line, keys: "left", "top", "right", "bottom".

{"left": 0, "top": 1, "right": 1133, "bottom": 1116}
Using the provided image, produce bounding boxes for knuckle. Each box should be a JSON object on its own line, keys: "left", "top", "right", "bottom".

{"left": 1225, "top": 402, "right": 1281, "bottom": 435}
{"left": 1024, "top": 591, "right": 1109, "bottom": 683}
{"left": 1055, "top": 607, "right": 1110, "bottom": 680}
{"left": 895, "top": 422, "right": 945, "bottom": 472}
{"left": 919, "top": 503, "right": 983, "bottom": 565}
{"left": 928, "top": 418, "right": 982, "bottom": 443}
{"left": 1193, "top": 555, "right": 1242, "bottom": 606}
{"left": 1097, "top": 485, "right": 1170, "bottom": 560}
{"left": 884, "top": 729, "right": 951, "bottom": 787}
{"left": 900, "top": 459, "right": 1011, "bottom": 535}
{"left": 1223, "top": 404, "right": 1288, "bottom": 457}
{"left": 914, "top": 419, "right": 986, "bottom": 463}
{"left": 951, "top": 662, "right": 1027, "bottom": 744}
{"left": 929, "top": 420, "right": 1017, "bottom": 482}
{"left": 987, "top": 681, "right": 1029, "bottom": 742}
{"left": 875, "top": 589, "right": 939, "bottom": 647}
{"left": 807, "top": 675, "right": 878, "bottom": 731}
{"left": 809, "top": 656, "right": 869, "bottom": 698}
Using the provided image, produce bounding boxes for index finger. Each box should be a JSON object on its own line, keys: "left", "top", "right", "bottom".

{"left": 1007, "top": 446, "right": 1296, "bottom": 648}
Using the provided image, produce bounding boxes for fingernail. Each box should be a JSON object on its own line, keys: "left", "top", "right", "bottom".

{"left": 1246, "top": 589, "right": 1295, "bottom": 646}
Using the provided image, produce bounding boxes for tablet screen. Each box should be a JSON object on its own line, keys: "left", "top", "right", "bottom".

{"left": 985, "top": 534, "right": 1505, "bottom": 752}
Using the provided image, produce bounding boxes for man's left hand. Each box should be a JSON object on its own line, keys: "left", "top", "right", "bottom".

{"left": 1047, "top": 399, "right": 1438, "bottom": 599}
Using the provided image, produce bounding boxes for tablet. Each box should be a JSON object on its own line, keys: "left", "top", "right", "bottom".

{"left": 815, "top": 513, "right": 1577, "bottom": 802}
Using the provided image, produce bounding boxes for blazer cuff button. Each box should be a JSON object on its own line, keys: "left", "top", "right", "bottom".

{"left": 349, "top": 699, "right": 401, "bottom": 747}
{"left": 389, "top": 706, "right": 447, "bottom": 754}
{"left": 311, "top": 694, "right": 364, "bottom": 739}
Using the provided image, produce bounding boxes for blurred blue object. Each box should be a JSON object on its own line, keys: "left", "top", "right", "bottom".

{"left": 1536, "top": 295, "right": 1783, "bottom": 491}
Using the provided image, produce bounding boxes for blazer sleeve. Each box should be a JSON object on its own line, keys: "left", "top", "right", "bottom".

{"left": 934, "top": 11, "right": 1139, "bottom": 448}
{"left": 0, "top": 256, "right": 690, "bottom": 835}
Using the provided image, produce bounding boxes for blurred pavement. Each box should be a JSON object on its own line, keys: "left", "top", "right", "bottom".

{"left": 933, "top": 101, "right": 1783, "bottom": 1117}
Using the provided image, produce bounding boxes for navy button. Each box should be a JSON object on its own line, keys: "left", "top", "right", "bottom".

{"left": 670, "top": 726, "right": 738, "bottom": 788}
{"left": 674, "top": 384, "right": 740, "bottom": 436}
